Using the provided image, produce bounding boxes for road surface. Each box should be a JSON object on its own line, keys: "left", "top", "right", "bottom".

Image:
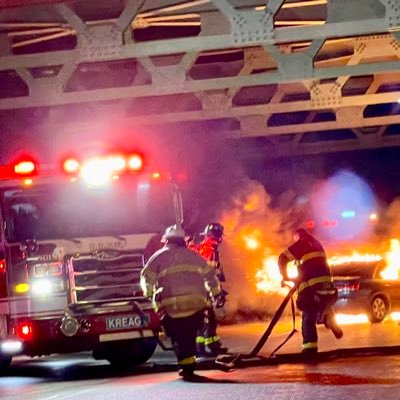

{"left": 2, "top": 318, "right": 400, "bottom": 400}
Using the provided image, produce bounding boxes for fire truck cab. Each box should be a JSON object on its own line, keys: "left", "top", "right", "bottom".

{"left": 0, "top": 153, "right": 181, "bottom": 371}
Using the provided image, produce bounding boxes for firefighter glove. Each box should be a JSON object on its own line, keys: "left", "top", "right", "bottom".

{"left": 214, "top": 290, "right": 227, "bottom": 308}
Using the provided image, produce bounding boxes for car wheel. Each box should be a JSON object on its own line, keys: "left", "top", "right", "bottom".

{"left": 368, "top": 295, "right": 388, "bottom": 323}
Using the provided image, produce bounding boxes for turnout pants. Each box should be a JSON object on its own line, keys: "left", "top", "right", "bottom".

{"left": 162, "top": 311, "right": 204, "bottom": 373}
{"left": 296, "top": 282, "right": 338, "bottom": 351}
{"left": 196, "top": 306, "right": 222, "bottom": 352}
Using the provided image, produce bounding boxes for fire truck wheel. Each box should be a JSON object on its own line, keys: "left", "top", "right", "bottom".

{"left": 0, "top": 355, "right": 12, "bottom": 373}
{"left": 95, "top": 337, "right": 158, "bottom": 368}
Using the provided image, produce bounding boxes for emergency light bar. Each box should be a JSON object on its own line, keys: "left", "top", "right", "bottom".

{"left": 0, "top": 151, "right": 168, "bottom": 186}
{"left": 127, "top": 154, "right": 143, "bottom": 171}
{"left": 63, "top": 158, "right": 79, "bottom": 173}
{"left": 62, "top": 153, "right": 145, "bottom": 186}
{"left": 14, "top": 160, "right": 36, "bottom": 175}
{"left": 62, "top": 153, "right": 144, "bottom": 174}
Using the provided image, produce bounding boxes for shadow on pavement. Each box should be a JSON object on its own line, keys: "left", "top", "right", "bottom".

{"left": 5, "top": 345, "right": 400, "bottom": 381}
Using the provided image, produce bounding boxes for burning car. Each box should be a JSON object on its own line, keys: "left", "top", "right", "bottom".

{"left": 332, "top": 259, "right": 400, "bottom": 323}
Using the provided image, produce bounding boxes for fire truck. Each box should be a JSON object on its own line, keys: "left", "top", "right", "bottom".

{"left": 0, "top": 151, "right": 183, "bottom": 371}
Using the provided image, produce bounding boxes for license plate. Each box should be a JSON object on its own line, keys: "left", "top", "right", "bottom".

{"left": 106, "top": 314, "right": 149, "bottom": 331}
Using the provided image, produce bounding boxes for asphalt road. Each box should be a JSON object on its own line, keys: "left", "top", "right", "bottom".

{"left": 2, "top": 318, "right": 400, "bottom": 400}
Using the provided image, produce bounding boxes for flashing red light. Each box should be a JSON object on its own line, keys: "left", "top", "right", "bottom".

{"left": 16, "top": 322, "right": 33, "bottom": 340}
{"left": 63, "top": 158, "right": 80, "bottom": 174}
{"left": 322, "top": 219, "right": 338, "bottom": 228}
{"left": 128, "top": 154, "right": 144, "bottom": 172}
{"left": 14, "top": 160, "right": 36, "bottom": 175}
{"left": 0, "top": 260, "right": 5, "bottom": 274}
{"left": 305, "top": 220, "right": 315, "bottom": 229}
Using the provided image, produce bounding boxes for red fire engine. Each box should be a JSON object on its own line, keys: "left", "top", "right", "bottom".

{"left": 0, "top": 151, "right": 182, "bottom": 371}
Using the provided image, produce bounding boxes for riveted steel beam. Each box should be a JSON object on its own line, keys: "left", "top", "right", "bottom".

{"left": 0, "top": 1, "right": 395, "bottom": 71}
{"left": 2, "top": 58, "right": 400, "bottom": 110}
{"left": 256, "top": 135, "right": 400, "bottom": 159}
{"left": 236, "top": 111, "right": 400, "bottom": 137}
{"left": 265, "top": 39, "right": 324, "bottom": 80}
{"left": 212, "top": 0, "right": 285, "bottom": 44}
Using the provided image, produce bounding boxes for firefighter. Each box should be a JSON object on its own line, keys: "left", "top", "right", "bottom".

{"left": 190, "top": 223, "right": 228, "bottom": 356}
{"left": 140, "top": 224, "right": 222, "bottom": 380}
{"left": 278, "top": 228, "right": 343, "bottom": 355}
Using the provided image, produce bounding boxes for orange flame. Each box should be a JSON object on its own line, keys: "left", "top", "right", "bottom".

{"left": 329, "top": 252, "right": 383, "bottom": 266}
{"left": 381, "top": 239, "right": 400, "bottom": 280}
{"left": 255, "top": 240, "right": 400, "bottom": 296}
{"left": 255, "top": 257, "right": 298, "bottom": 294}
{"left": 243, "top": 231, "right": 262, "bottom": 250}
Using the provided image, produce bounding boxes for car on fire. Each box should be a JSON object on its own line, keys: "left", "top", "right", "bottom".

{"left": 331, "top": 260, "right": 400, "bottom": 323}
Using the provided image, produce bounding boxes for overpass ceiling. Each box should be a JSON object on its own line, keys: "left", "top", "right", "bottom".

{"left": 0, "top": 0, "right": 400, "bottom": 159}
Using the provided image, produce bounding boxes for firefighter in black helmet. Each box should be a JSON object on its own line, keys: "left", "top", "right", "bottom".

{"left": 278, "top": 228, "right": 343, "bottom": 355}
{"left": 188, "top": 223, "right": 228, "bottom": 356}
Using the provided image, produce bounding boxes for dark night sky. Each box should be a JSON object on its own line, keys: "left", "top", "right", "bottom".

{"left": 244, "top": 146, "right": 400, "bottom": 206}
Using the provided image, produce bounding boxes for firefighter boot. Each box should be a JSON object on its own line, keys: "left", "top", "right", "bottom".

{"left": 204, "top": 338, "right": 228, "bottom": 355}
{"left": 179, "top": 365, "right": 195, "bottom": 380}
{"left": 324, "top": 312, "right": 343, "bottom": 339}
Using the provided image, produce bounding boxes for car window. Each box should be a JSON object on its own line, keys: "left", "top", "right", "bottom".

{"left": 331, "top": 262, "right": 378, "bottom": 278}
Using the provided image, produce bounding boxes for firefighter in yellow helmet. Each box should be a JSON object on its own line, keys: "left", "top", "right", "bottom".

{"left": 278, "top": 228, "right": 343, "bottom": 355}
{"left": 140, "top": 224, "right": 222, "bottom": 380}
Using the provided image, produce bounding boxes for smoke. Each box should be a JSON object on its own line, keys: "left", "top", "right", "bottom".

{"left": 183, "top": 153, "right": 400, "bottom": 321}
{"left": 376, "top": 199, "right": 400, "bottom": 239}
{"left": 218, "top": 179, "right": 291, "bottom": 321}
{"left": 181, "top": 147, "right": 298, "bottom": 321}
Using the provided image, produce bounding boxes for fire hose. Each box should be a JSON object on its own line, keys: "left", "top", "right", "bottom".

{"left": 215, "top": 285, "right": 298, "bottom": 370}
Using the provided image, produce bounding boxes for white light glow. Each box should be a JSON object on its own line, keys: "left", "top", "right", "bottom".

{"left": 391, "top": 312, "right": 400, "bottom": 321}
{"left": 80, "top": 158, "right": 113, "bottom": 186}
{"left": 335, "top": 313, "right": 369, "bottom": 325}
{"left": 63, "top": 158, "right": 80, "bottom": 173}
{"left": 107, "top": 156, "right": 126, "bottom": 172}
{"left": 128, "top": 154, "right": 144, "bottom": 171}
{"left": 1, "top": 340, "right": 22, "bottom": 354}
{"left": 31, "top": 278, "right": 53, "bottom": 295}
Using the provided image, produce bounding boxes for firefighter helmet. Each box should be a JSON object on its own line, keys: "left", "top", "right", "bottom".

{"left": 293, "top": 228, "right": 311, "bottom": 242}
{"left": 203, "top": 223, "right": 224, "bottom": 239}
{"left": 162, "top": 224, "right": 186, "bottom": 241}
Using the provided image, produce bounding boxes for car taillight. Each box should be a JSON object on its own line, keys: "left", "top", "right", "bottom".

{"left": 337, "top": 282, "right": 360, "bottom": 291}
{"left": 15, "top": 322, "right": 33, "bottom": 340}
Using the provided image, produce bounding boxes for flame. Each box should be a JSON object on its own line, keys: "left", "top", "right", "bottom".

{"left": 381, "top": 239, "right": 400, "bottom": 280}
{"left": 336, "top": 312, "right": 400, "bottom": 324}
{"left": 255, "top": 257, "right": 298, "bottom": 294}
{"left": 254, "top": 240, "right": 400, "bottom": 295}
{"left": 390, "top": 312, "right": 400, "bottom": 321}
{"left": 255, "top": 256, "right": 287, "bottom": 294}
{"left": 335, "top": 313, "right": 369, "bottom": 325}
{"left": 329, "top": 252, "right": 383, "bottom": 266}
{"left": 243, "top": 230, "right": 262, "bottom": 250}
